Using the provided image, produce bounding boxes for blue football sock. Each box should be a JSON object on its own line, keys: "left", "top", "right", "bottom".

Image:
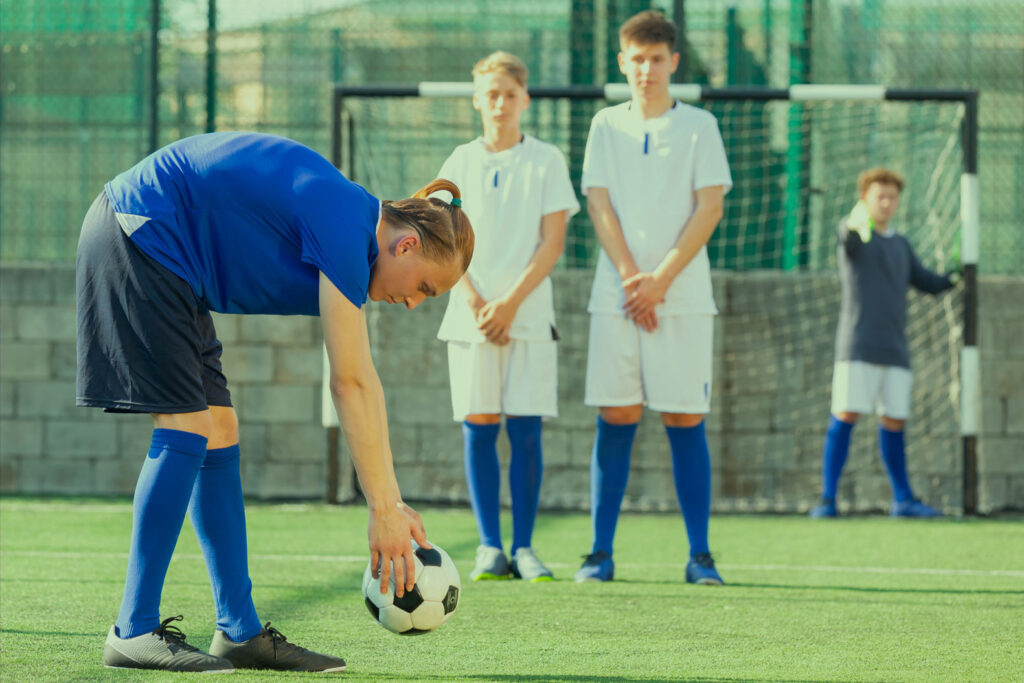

{"left": 188, "top": 444, "right": 262, "bottom": 643}
{"left": 666, "top": 422, "right": 712, "bottom": 557}
{"left": 590, "top": 417, "right": 638, "bottom": 555}
{"left": 879, "top": 426, "right": 914, "bottom": 503}
{"left": 463, "top": 421, "right": 503, "bottom": 550}
{"left": 821, "top": 416, "right": 855, "bottom": 501}
{"left": 506, "top": 416, "right": 543, "bottom": 554}
{"left": 115, "top": 429, "right": 206, "bottom": 638}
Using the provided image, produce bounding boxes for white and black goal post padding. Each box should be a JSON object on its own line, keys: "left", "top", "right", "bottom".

{"left": 327, "top": 83, "right": 980, "bottom": 514}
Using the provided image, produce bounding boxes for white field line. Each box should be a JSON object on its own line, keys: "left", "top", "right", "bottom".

{"left": 3, "top": 550, "right": 1022, "bottom": 578}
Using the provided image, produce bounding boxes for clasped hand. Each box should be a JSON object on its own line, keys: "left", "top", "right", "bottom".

{"left": 622, "top": 271, "right": 667, "bottom": 332}
{"left": 475, "top": 297, "right": 518, "bottom": 346}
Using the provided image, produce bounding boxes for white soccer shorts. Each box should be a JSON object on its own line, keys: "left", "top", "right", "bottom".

{"left": 830, "top": 360, "right": 912, "bottom": 419}
{"left": 446, "top": 339, "right": 558, "bottom": 421}
{"left": 584, "top": 314, "right": 713, "bottom": 414}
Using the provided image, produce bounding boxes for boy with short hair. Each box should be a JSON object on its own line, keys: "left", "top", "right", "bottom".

{"left": 576, "top": 10, "right": 732, "bottom": 584}
{"left": 810, "top": 168, "right": 959, "bottom": 518}
{"left": 437, "top": 51, "right": 580, "bottom": 581}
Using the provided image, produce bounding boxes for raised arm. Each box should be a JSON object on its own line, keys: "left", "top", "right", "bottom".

{"left": 477, "top": 209, "right": 568, "bottom": 345}
{"left": 621, "top": 184, "right": 725, "bottom": 325}
{"left": 319, "top": 272, "right": 428, "bottom": 596}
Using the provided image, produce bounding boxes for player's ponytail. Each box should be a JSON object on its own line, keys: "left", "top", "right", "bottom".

{"left": 382, "top": 179, "right": 474, "bottom": 272}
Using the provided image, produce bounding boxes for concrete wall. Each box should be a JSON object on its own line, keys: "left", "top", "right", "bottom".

{"left": 1, "top": 263, "right": 1021, "bottom": 512}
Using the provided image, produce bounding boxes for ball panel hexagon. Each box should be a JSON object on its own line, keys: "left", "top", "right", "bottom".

{"left": 409, "top": 601, "right": 445, "bottom": 630}
{"left": 378, "top": 605, "right": 413, "bottom": 634}
{"left": 416, "top": 565, "right": 452, "bottom": 602}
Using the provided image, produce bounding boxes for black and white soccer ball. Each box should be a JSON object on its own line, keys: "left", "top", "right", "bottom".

{"left": 361, "top": 541, "right": 460, "bottom": 635}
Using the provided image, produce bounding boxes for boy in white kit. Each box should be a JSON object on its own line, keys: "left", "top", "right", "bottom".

{"left": 437, "top": 52, "right": 580, "bottom": 581}
{"left": 575, "top": 10, "right": 732, "bottom": 584}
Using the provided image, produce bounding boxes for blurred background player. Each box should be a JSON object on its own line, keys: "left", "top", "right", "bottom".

{"left": 810, "top": 168, "right": 959, "bottom": 519}
{"left": 77, "top": 131, "right": 473, "bottom": 672}
{"left": 575, "top": 11, "right": 732, "bottom": 585}
{"left": 436, "top": 52, "right": 579, "bottom": 582}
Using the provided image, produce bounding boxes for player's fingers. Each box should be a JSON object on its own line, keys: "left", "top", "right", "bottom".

{"left": 403, "top": 546, "right": 416, "bottom": 592}
{"left": 378, "top": 553, "right": 391, "bottom": 593}
{"left": 370, "top": 550, "right": 381, "bottom": 578}
{"left": 392, "top": 553, "right": 407, "bottom": 597}
{"left": 410, "top": 519, "right": 430, "bottom": 549}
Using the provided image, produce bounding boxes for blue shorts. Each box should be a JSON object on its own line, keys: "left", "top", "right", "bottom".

{"left": 76, "top": 192, "right": 231, "bottom": 413}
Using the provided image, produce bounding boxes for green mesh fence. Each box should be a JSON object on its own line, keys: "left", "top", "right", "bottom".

{"left": 1, "top": 0, "right": 1020, "bottom": 271}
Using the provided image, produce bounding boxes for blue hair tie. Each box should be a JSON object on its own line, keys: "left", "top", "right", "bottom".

{"left": 451, "top": 197, "right": 462, "bottom": 208}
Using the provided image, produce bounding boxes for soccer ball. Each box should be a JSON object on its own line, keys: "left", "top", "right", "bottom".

{"left": 361, "top": 541, "right": 460, "bottom": 635}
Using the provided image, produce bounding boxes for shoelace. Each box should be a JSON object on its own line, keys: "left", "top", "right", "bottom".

{"left": 153, "top": 615, "right": 199, "bottom": 652}
{"left": 692, "top": 553, "right": 716, "bottom": 569}
{"left": 263, "top": 622, "right": 309, "bottom": 661}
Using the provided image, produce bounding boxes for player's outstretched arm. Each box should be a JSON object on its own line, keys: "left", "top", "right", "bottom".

{"left": 907, "top": 243, "right": 959, "bottom": 294}
{"left": 622, "top": 185, "right": 724, "bottom": 322}
{"left": 319, "top": 273, "right": 429, "bottom": 597}
{"left": 477, "top": 209, "right": 568, "bottom": 345}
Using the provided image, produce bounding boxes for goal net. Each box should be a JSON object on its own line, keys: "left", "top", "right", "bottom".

{"left": 327, "top": 85, "right": 969, "bottom": 510}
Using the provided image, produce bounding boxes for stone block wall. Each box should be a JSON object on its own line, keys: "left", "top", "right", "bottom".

{"left": 1, "top": 263, "right": 1020, "bottom": 512}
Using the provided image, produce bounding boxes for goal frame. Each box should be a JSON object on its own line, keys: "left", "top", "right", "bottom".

{"left": 327, "top": 83, "right": 980, "bottom": 514}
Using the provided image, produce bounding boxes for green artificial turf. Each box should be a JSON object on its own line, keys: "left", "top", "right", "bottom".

{"left": 1, "top": 498, "right": 1021, "bottom": 681}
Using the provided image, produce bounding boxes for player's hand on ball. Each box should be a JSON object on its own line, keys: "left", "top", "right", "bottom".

{"left": 622, "top": 272, "right": 667, "bottom": 321}
{"left": 477, "top": 297, "right": 518, "bottom": 344}
{"left": 368, "top": 501, "right": 430, "bottom": 598}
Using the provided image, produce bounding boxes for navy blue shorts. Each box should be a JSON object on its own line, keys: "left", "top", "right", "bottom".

{"left": 76, "top": 192, "right": 232, "bottom": 413}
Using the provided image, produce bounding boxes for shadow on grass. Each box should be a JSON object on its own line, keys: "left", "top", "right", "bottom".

{"left": 1, "top": 628, "right": 98, "bottom": 638}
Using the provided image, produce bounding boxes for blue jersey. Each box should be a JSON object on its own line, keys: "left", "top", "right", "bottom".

{"left": 105, "top": 132, "right": 380, "bottom": 315}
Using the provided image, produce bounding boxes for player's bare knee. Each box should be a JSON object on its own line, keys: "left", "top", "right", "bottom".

{"left": 209, "top": 405, "right": 240, "bottom": 448}
{"left": 661, "top": 413, "right": 704, "bottom": 428}
{"left": 835, "top": 412, "right": 860, "bottom": 424}
{"left": 880, "top": 416, "right": 905, "bottom": 431}
{"left": 152, "top": 410, "right": 214, "bottom": 440}
{"left": 600, "top": 405, "right": 643, "bottom": 425}
{"left": 465, "top": 413, "right": 501, "bottom": 425}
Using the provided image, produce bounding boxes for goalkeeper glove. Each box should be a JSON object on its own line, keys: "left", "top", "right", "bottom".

{"left": 847, "top": 200, "right": 874, "bottom": 243}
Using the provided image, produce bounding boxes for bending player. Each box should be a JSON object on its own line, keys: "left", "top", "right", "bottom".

{"left": 77, "top": 132, "right": 473, "bottom": 672}
{"left": 810, "top": 168, "right": 959, "bottom": 518}
{"left": 437, "top": 52, "right": 579, "bottom": 582}
{"left": 575, "top": 10, "right": 732, "bottom": 585}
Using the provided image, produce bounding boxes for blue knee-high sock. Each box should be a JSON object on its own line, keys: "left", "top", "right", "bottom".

{"left": 590, "top": 417, "right": 638, "bottom": 555}
{"left": 666, "top": 422, "right": 712, "bottom": 557}
{"left": 188, "top": 444, "right": 262, "bottom": 643}
{"left": 821, "top": 416, "right": 855, "bottom": 501}
{"left": 463, "top": 421, "right": 503, "bottom": 549}
{"left": 506, "top": 417, "right": 543, "bottom": 554}
{"left": 116, "top": 429, "right": 206, "bottom": 638}
{"left": 879, "top": 426, "right": 913, "bottom": 503}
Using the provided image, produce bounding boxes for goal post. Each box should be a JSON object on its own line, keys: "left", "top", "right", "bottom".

{"left": 326, "top": 83, "right": 979, "bottom": 514}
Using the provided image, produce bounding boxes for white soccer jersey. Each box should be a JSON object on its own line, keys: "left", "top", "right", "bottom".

{"left": 581, "top": 101, "right": 732, "bottom": 315}
{"left": 437, "top": 135, "right": 580, "bottom": 342}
